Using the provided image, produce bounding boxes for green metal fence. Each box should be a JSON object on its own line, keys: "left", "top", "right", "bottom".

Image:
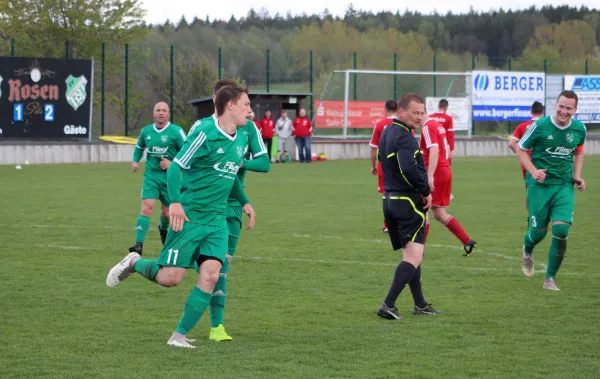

{"left": 2, "top": 39, "right": 597, "bottom": 137}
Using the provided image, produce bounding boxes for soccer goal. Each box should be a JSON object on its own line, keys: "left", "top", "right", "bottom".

{"left": 313, "top": 69, "right": 474, "bottom": 139}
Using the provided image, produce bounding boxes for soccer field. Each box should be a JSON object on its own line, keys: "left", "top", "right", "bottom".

{"left": 1, "top": 157, "right": 599, "bottom": 378}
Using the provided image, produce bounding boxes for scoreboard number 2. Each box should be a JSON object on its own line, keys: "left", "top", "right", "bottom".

{"left": 44, "top": 104, "right": 55, "bottom": 122}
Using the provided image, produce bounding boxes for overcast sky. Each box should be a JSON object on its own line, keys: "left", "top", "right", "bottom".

{"left": 142, "top": 0, "right": 597, "bottom": 25}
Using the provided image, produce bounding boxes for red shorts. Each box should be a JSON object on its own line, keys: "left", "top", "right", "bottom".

{"left": 521, "top": 167, "right": 527, "bottom": 180}
{"left": 431, "top": 166, "right": 452, "bottom": 207}
{"left": 377, "top": 164, "right": 384, "bottom": 194}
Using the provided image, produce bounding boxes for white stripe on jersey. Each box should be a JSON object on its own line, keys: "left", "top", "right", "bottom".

{"left": 188, "top": 119, "right": 201, "bottom": 135}
{"left": 178, "top": 129, "right": 187, "bottom": 141}
{"left": 422, "top": 124, "right": 435, "bottom": 147}
{"left": 178, "top": 131, "right": 207, "bottom": 168}
{"left": 250, "top": 122, "right": 268, "bottom": 157}
{"left": 518, "top": 122, "right": 538, "bottom": 149}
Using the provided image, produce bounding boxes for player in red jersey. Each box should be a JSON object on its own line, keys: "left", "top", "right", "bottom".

{"left": 369, "top": 100, "right": 398, "bottom": 233}
{"left": 420, "top": 117, "right": 477, "bottom": 256}
{"left": 508, "top": 101, "right": 545, "bottom": 197}
{"left": 428, "top": 99, "right": 455, "bottom": 161}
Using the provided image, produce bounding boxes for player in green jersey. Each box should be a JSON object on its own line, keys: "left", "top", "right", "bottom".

{"left": 130, "top": 102, "right": 187, "bottom": 255}
{"left": 106, "top": 85, "right": 256, "bottom": 349}
{"left": 200, "top": 79, "right": 271, "bottom": 342}
{"left": 517, "top": 90, "right": 586, "bottom": 290}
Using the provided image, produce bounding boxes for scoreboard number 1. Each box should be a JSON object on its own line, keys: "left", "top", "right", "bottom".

{"left": 13, "top": 103, "right": 23, "bottom": 122}
{"left": 44, "top": 104, "right": 55, "bottom": 122}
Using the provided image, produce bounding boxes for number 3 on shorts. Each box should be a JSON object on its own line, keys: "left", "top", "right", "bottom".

{"left": 167, "top": 249, "right": 179, "bottom": 265}
{"left": 531, "top": 216, "right": 537, "bottom": 228}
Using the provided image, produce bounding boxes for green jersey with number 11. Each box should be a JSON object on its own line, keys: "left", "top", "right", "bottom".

{"left": 173, "top": 115, "right": 249, "bottom": 225}
{"left": 519, "top": 115, "right": 586, "bottom": 186}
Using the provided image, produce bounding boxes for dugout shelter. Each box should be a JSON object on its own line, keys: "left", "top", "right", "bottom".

{"left": 188, "top": 92, "right": 312, "bottom": 121}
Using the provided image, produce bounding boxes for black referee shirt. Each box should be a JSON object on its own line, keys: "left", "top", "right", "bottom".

{"left": 378, "top": 119, "right": 431, "bottom": 197}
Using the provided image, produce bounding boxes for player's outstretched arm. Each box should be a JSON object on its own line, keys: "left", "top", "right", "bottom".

{"left": 517, "top": 148, "right": 545, "bottom": 183}
{"left": 243, "top": 153, "right": 271, "bottom": 173}
{"left": 167, "top": 162, "right": 183, "bottom": 204}
{"left": 132, "top": 134, "right": 145, "bottom": 172}
{"left": 508, "top": 138, "right": 518, "bottom": 153}
{"left": 573, "top": 152, "right": 585, "bottom": 191}
{"left": 229, "top": 176, "right": 251, "bottom": 205}
{"left": 166, "top": 162, "right": 188, "bottom": 230}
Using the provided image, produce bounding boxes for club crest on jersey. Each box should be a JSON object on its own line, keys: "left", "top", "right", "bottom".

{"left": 565, "top": 133, "right": 574, "bottom": 143}
{"left": 161, "top": 135, "right": 168, "bottom": 143}
{"left": 236, "top": 145, "right": 244, "bottom": 157}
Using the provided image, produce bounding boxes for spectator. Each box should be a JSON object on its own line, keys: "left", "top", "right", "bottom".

{"left": 259, "top": 110, "right": 275, "bottom": 160}
{"left": 292, "top": 108, "right": 313, "bottom": 163}
{"left": 275, "top": 110, "right": 293, "bottom": 163}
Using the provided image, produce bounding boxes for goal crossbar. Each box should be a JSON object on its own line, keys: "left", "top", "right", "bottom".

{"left": 334, "top": 69, "right": 470, "bottom": 76}
{"left": 335, "top": 69, "right": 473, "bottom": 139}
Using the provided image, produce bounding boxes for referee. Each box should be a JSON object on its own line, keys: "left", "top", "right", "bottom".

{"left": 376, "top": 93, "right": 439, "bottom": 320}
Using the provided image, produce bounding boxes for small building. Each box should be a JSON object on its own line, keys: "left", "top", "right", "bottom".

{"left": 188, "top": 92, "right": 312, "bottom": 121}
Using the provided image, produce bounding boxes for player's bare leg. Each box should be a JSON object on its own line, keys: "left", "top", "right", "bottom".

{"left": 431, "top": 207, "right": 476, "bottom": 256}
{"left": 168, "top": 259, "right": 221, "bottom": 348}
{"left": 131, "top": 199, "right": 157, "bottom": 255}
{"left": 158, "top": 204, "right": 170, "bottom": 245}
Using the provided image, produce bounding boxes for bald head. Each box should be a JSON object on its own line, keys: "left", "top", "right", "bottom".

{"left": 154, "top": 102, "right": 170, "bottom": 127}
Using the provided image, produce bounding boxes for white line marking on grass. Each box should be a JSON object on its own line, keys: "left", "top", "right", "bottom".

{"left": 234, "top": 255, "right": 593, "bottom": 276}
{"left": 34, "top": 244, "right": 105, "bottom": 251}
{"left": 8, "top": 223, "right": 594, "bottom": 274}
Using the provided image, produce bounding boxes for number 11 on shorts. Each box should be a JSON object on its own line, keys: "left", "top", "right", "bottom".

{"left": 167, "top": 249, "right": 179, "bottom": 265}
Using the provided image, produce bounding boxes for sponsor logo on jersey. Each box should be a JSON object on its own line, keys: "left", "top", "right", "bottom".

{"left": 149, "top": 146, "right": 168, "bottom": 154}
{"left": 213, "top": 161, "right": 240, "bottom": 175}
{"left": 64, "top": 125, "right": 87, "bottom": 135}
{"left": 545, "top": 146, "right": 575, "bottom": 157}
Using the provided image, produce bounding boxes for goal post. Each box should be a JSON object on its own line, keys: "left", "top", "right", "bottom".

{"left": 313, "top": 69, "right": 474, "bottom": 139}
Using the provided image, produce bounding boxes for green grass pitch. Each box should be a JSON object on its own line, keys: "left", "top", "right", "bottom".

{"left": 1, "top": 157, "right": 599, "bottom": 378}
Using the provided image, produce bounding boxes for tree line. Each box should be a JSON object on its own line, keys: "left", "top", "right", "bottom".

{"left": 1, "top": 1, "right": 599, "bottom": 134}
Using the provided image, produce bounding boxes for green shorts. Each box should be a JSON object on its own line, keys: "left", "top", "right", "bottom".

{"left": 158, "top": 222, "right": 228, "bottom": 268}
{"left": 226, "top": 205, "right": 243, "bottom": 256}
{"left": 527, "top": 183, "right": 575, "bottom": 230}
{"left": 141, "top": 172, "right": 169, "bottom": 206}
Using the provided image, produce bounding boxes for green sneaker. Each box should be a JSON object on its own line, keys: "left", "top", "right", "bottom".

{"left": 209, "top": 324, "right": 232, "bottom": 342}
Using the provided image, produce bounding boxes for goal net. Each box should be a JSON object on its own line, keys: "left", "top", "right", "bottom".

{"left": 313, "top": 69, "right": 473, "bottom": 139}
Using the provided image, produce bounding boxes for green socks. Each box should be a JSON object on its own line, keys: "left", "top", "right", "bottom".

{"left": 159, "top": 213, "right": 170, "bottom": 231}
{"left": 523, "top": 229, "right": 547, "bottom": 255}
{"left": 135, "top": 215, "right": 151, "bottom": 243}
{"left": 175, "top": 287, "right": 212, "bottom": 335}
{"left": 546, "top": 224, "right": 569, "bottom": 278}
{"left": 210, "top": 259, "right": 229, "bottom": 327}
{"left": 133, "top": 259, "right": 160, "bottom": 282}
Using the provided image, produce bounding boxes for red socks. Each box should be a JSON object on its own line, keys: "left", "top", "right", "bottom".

{"left": 445, "top": 217, "right": 470, "bottom": 245}
{"left": 424, "top": 223, "right": 430, "bottom": 244}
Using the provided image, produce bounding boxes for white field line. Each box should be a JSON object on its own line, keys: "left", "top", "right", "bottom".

{"left": 8, "top": 223, "right": 590, "bottom": 274}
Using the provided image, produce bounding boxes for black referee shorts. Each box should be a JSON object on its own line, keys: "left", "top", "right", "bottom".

{"left": 382, "top": 192, "right": 426, "bottom": 250}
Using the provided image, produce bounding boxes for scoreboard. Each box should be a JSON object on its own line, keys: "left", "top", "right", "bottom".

{"left": 0, "top": 56, "right": 93, "bottom": 139}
